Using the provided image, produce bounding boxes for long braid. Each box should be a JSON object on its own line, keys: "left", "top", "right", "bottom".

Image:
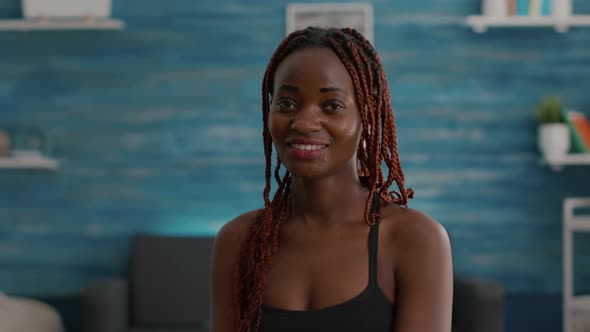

{"left": 337, "top": 32, "right": 387, "bottom": 222}
{"left": 326, "top": 35, "right": 380, "bottom": 224}
{"left": 345, "top": 27, "right": 414, "bottom": 205}
{"left": 234, "top": 27, "right": 414, "bottom": 332}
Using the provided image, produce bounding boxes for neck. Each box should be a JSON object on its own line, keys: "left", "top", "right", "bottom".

{"left": 288, "top": 168, "right": 369, "bottom": 226}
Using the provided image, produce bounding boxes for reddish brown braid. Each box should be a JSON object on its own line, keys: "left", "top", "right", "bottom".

{"left": 233, "top": 27, "right": 414, "bottom": 332}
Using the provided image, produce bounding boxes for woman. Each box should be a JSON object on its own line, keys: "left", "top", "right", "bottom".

{"left": 211, "top": 27, "right": 453, "bottom": 332}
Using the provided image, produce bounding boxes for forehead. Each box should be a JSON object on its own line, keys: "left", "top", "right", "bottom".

{"left": 273, "top": 47, "right": 354, "bottom": 92}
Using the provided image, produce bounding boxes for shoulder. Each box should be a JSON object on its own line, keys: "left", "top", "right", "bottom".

{"left": 380, "top": 202, "right": 451, "bottom": 258}
{"left": 210, "top": 210, "right": 261, "bottom": 330}
{"left": 211, "top": 210, "right": 260, "bottom": 283}
{"left": 213, "top": 209, "right": 260, "bottom": 254}
{"left": 378, "top": 205, "right": 453, "bottom": 329}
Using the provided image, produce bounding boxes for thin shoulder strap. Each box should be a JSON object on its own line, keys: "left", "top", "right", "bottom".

{"left": 368, "top": 193, "right": 381, "bottom": 285}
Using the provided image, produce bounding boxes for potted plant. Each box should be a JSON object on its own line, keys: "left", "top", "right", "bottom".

{"left": 535, "top": 96, "right": 570, "bottom": 160}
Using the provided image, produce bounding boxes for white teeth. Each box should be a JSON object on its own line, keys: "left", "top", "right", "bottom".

{"left": 291, "top": 144, "right": 326, "bottom": 151}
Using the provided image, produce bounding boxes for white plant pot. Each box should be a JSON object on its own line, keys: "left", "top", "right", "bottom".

{"left": 483, "top": 0, "right": 507, "bottom": 18}
{"left": 22, "top": 0, "right": 112, "bottom": 19}
{"left": 551, "top": 0, "right": 572, "bottom": 18}
{"left": 538, "top": 123, "right": 570, "bottom": 160}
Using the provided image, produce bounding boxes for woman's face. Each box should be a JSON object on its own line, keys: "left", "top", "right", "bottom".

{"left": 268, "top": 47, "right": 362, "bottom": 179}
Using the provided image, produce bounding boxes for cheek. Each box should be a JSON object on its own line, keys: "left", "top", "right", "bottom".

{"left": 267, "top": 112, "right": 278, "bottom": 139}
{"left": 268, "top": 112, "right": 286, "bottom": 142}
{"left": 336, "top": 113, "right": 362, "bottom": 143}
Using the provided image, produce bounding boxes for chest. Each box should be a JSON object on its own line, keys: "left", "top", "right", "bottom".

{"left": 262, "top": 222, "right": 396, "bottom": 310}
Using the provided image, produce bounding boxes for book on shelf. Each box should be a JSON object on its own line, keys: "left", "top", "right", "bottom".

{"left": 562, "top": 110, "right": 590, "bottom": 153}
{"left": 541, "top": 0, "right": 550, "bottom": 16}
{"left": 518, "top": 0, "right": 529, "bottom": 16}
{"left": 507, "top": 0, "right": 552, "bottom": 17}
{"left": 509, "top": 0, "right": 517, "bottom": 15}
{"left": 573, "top": 112, "right": 590, "bottom": 151}
{"left": 528, "top": 0, "right": 540, "bottom": 16}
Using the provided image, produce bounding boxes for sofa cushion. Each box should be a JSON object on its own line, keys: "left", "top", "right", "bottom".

{"left": 0, "top": 293, "right": 64, "bottom": 332}
{"left": 130, "top": 234, "right": 214, "bottom": 326}
{"left": 129, "top": 327, "right": 209, "bottom": 332}
{"left": 129, "top": 328, "right": 209, "bottom": 332}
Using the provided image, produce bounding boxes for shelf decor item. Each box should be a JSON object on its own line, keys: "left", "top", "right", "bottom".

{"left": 0, "top": 0, "right": 123, "bottom": 31}
{"left": 0, "top": 126, "right": 59, "bottom": 170}
{"left": 10, "top": 126, "right": 45, "bottom": 155}
{"left": 535, "top": 96, "right": 570, "bottom": 161}
{"left": 552, "top": 0, "right": 572, "bottom": 19}
{"left": 21, "top": 0, "right": 112, "bottom": 19}
{"left": 466, "top": 0, "right": 590, "bottom": 33}
{"left": 483, "top": 0, "right": 507, "bottom": 19}
{"left": 0, "top": 129, "right": 11, "bottom": 157}
{"left": 562, "top": 110, "right": 590, "bottom": 153}
{"left": 286, "top": 3, "right": 374, "bottom": 44}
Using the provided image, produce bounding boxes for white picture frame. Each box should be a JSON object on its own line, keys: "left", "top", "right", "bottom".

{"left": 286, "top": 3, "right": 374, "bottom": 44}
{"left": 22, "top": 0, "right": 112, "bottom": 19}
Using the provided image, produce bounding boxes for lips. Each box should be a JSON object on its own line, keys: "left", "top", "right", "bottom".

{"left": 284, "top": 137, "right": 330, "bottom": 159}
{"left": 286, "top": 137, "right": 330, "bottom": 144}
{"left": 290, "top": 143, "right": 327, "bottom": 151}
{"left": 286, "top": 142, "right": 328, "bottom": 159}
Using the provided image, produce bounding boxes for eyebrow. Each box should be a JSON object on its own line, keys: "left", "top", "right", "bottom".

{"left": 319, "top": 87, "right": 343, "bottom": 93}
{"left": 278, "top": 84, "right": 343, "bottom": 93}
{"left": 278, "top": 84, "right": 299, "bottom": 93}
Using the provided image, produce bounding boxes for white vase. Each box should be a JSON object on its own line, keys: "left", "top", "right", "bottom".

{"left": 483, "top": 0, "right": 507, "bottom": 18}
{"left": 551, "top": 0, "right": 572, "bottom": 18}
{"left": 538, "top": 123, "right": 570, "bottom": 160}
{"left": 22, "top": 0, "right": 112, "bottom": 19}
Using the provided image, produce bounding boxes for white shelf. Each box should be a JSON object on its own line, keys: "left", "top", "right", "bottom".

{"left": 567, "top": 217, "right": 590, "bottom": 232}
{"left": 542, "top": 153, "right": 590, "bottom": 171}
{"left": 466, "top": 15, "right": 590, "bottom": 33}
{"left": 564, "top": 198, "right": 590, "bottom": 332}
{"left": 0, "top": 18, "right": 125, "bottom": 31}
{"left": 0, "top": 153, "right": 59, "bottom": 170}
{"left": 570, "top": 295, "right": 590, "bottom": 312}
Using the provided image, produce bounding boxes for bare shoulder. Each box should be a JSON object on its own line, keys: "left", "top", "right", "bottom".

{"left": 210, "top": 210, "right": 260, "bottom": 332}
{"left": 212, "top": 209, "right": 260, "bottom": 271}
{"left": 214, "top": 209, "right": 259, "bottom": 254}
{"left": 378, "top": 202, "right": 454, "bottom": 331}
{"left": 380, "top": 202, "right": 451, "bottom": 255}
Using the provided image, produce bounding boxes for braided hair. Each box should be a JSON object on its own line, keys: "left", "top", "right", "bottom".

{"left": 234, "top": 27, "right": 414, "bottom": 332}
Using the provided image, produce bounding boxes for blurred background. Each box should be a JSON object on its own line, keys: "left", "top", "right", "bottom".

{"left": 1, "top": 0, "right": 590, "bottom": 331}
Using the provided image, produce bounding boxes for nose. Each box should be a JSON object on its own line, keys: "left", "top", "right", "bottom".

{"left": 290, "top": 105, "right": 322, "bottom": 134}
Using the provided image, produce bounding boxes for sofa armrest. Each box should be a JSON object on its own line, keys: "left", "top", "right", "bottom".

{"left": 452, "top": 277, "right": 504, "bottom": 332}
{"left": 82, "top": 279, "right": 128, "bottom": 332}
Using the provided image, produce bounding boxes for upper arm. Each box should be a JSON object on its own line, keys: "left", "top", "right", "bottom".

{"left": 393, "top": 210, "right": 453, "bottom": 332}
{"left": 210, "top": 211, "right": 257, "bottom": 332}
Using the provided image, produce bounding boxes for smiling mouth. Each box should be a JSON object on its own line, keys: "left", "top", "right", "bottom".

{"left": 286, "top": 143, "right": 328, "bottom": 159}
{"left": 288, "top": 143, "right": 328, "bottom": 151}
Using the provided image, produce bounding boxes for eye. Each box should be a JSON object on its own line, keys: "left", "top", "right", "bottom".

{"left": 276, "top": 99, "right": 297, "bottom": 111}
{"left": 324, "top": 101, "right": 344, "bottom": 112}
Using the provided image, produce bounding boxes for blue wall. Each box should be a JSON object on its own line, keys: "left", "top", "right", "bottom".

{"left": 1, "top": 0, "right": 590, "bottom": 329}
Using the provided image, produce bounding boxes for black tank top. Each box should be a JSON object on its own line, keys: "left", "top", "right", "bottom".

{"left": 258, "top": 195, "right": 395, "bottom": 332}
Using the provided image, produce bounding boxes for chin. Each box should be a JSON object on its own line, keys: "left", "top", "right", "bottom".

{"left": 283, "top": 162, "right": 328, "bottom": 180}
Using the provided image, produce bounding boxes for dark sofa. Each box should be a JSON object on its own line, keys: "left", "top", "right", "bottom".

{"left": 82, "top": 234, "right": 504, "bottom": 332}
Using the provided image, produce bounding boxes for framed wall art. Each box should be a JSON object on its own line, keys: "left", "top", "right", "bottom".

{"left": 286, "top": 3, "right": 374, "bottom": 44}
